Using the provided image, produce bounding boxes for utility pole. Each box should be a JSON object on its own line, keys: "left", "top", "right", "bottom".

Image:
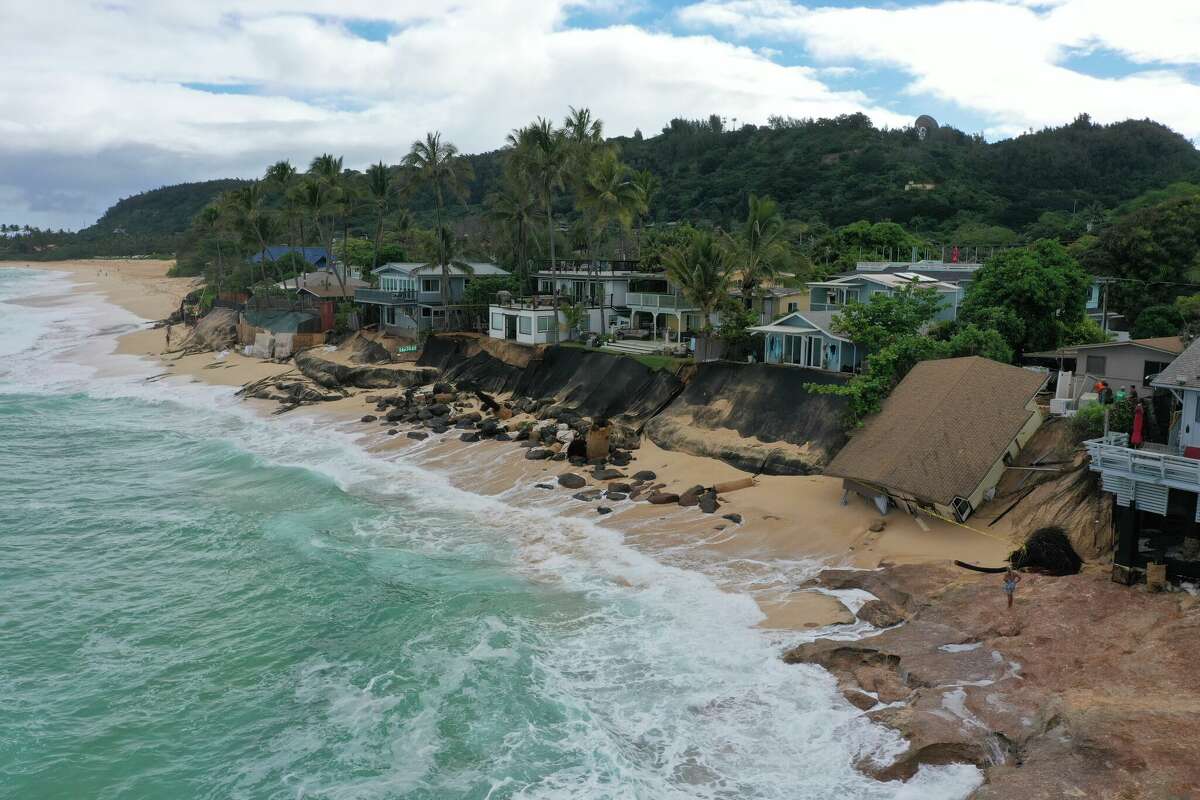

{"left": 1098, "top": 277, "right": 1114, "bottom": 338}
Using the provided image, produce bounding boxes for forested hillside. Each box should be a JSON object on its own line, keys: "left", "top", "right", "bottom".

{"left": 3, "top": 113, "right": 1197, "bottom": 261}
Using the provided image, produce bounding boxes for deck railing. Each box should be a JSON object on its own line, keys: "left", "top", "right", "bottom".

{"left": 534, "top": 258, "right": 649, "bottom": 274}
{"left": 354, "top": 288, "right": 416, "bottom": 305}
{"left": 626, "top": 292, "right": 695, "bottom": 310}
{"left": 1085, "top": 434, "right": 1200, "bottom": 489}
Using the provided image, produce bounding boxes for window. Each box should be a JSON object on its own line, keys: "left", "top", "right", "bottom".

{"left": 787, "top": 302, "right": 799, "bottom": 313}
{"left": 1086, "top": 355, "right": 1107, "bottom": 375}
{"left": 491, "top": 313, "right": 502, "bottom": 331}
{"left": 538, "top": 280, "right": 553, "bottom": 294}
{"left": 421, "top": 307, "right": 431, "bottom": 317}
{"left": 536, "top": 315, "right": 551, "bottom": 333}
{"left": 421, "top": 278, "right": 440, "bottom": 293}
{"left": 1144, "top": 360, "right": 1171, "bottom": 385}
{"left": 519, "top": 316, "right": 532, "bottom": 335}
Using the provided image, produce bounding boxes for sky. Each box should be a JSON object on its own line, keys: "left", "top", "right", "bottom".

{"left": 3, "top": 0, "right": 1200, "bottom": 231}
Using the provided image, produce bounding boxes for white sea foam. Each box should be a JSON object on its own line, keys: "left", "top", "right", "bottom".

{"left": 0, "top": 267, "right": 986, "bottom": 799}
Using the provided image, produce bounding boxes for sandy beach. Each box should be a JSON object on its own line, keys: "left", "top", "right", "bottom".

{"left": 5, "top": 259, "right": 1016, "bottom": 631}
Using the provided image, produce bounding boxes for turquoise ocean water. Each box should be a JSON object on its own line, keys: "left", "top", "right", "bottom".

{"left": 0, "top": 268, "right": 981, "bottom": 799}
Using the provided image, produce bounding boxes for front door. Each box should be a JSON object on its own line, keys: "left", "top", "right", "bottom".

{"left": 505, "top": 314, "right": 518, "bottom": 339}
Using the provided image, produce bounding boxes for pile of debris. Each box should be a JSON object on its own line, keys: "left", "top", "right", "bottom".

{"left": 236, "top": 370, "right": 347, "bottom": 414}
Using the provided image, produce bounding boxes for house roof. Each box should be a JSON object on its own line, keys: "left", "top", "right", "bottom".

{"left": 748, "top": 309, "right": 849, "bottom": 341}
{"left": 375, "top": 261, "right": 510, "bottom": 277}
{"left": 1026, "top": 336, "right": 1186, "bottom": 360}
{"left": 825, "top": 356, "right": 1047, "bottom": 506}
{"left": 275, "top": 272, "right": 368, "bottom": 298}
{"left": 810, "top": 272, "right": 959, "bottom": 293}
{"left": 730, "top": 285, "right": 808, "bottom": 298}
{"left": 1152, "top": 336, "right": 1200, "bottom": 390}
{"left": 251, "top": 246, "right": 330, "bottom": 265}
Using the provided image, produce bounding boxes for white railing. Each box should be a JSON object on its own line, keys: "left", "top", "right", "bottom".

{"left": 1085, "top": 435, "right": 1200, "bottom": 489}
{"left": 626, "top": 292, "right": 692, "bottom": 310}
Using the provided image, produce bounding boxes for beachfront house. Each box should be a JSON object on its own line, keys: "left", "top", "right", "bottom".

{"left": 356, "top": 261, "right": 509, "bottom": 334}
{"left": 530, "top": 259, "right": 714, "bottom": 344}
{"left": 825, "top": 356, "right": 1047, "bottom": 522}
{"left": 748, "top": 311, "right": 859, "bottom": 371}
{"left": 1026, "top": 337, "right": 1185, "bottom": 404}
{"left": 1085, "top": 336, "right": 1200, "bottom": 583}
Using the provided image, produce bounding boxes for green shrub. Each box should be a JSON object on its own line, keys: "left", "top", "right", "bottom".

{"left": 1071, "top": 402, "right": 1106, "bottom": 441}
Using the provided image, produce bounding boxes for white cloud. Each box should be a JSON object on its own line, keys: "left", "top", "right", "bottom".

{"left": 0, "top": 0, "right": 904, "bottom": 229}
{"left": 678, "top": 0, "right": 1200, "bottom": 140}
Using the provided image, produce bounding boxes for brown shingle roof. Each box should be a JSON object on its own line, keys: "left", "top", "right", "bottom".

{"left": 825, "top": 357, "right": 1046, "bottom": 506}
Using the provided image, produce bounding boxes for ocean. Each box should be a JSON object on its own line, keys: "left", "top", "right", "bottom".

{"left": 0, "top": 267, "right": 982, "bottom": 799}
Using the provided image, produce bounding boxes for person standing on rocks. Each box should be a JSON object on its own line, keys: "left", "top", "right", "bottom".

{"left": 1003, "top": 568, "right": 1021, "bottom": 610}
{"left": 165, "top": 324, "right": 173, "bottom": 352}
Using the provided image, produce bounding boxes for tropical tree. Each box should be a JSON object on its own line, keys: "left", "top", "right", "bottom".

{"left": 223, "top": 182, "right": 275, "bottom": 285}
{"left": 265, "top": 160, "right": 300, "bottom": 288}
{"left": 630, "top": 169, "right": 661, "bottom": 250}
{"left": 575, "top": 148, "right": 646, "bottom": 328}
{"left": 421, "top": 226, "right": 475, "bottom": 330}
{"left": 365, "top": 161, "right": 402, "bottom": 272}
{"left": 729, "top": 194, "right": 790, "bottom": 309}
{"left": 485, "top": 177, "right": 540, "bottom": 290}
{"left": 662, "top": 230, "right": 737, "bottom": 360}
{"left": 195, "top": 204, "right": 226, "bottom": 292}
{"left": 509, "top": 119, "right": 570, "bottom": 277}
{"left": 305, "top": 154, "right": 347, "bottom": 294}
{"left": 960, "top": 239, "right": 1091, "bottom": 356}
{"left": 404, "top": 132, "right": 475, "bottom": 313}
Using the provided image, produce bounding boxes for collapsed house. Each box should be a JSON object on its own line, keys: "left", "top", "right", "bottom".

{"left": 825, "top": 356, "right": 1047, "bottom": 522}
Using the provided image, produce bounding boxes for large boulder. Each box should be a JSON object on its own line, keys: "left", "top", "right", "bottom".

{"left": 295, "top": 350, "right": 350, "bottom": 388}
{"left": 557, "top": 473, "right": 587, "bottom": 489}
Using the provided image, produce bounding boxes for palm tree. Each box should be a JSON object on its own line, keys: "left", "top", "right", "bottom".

{"left": 421, "top": 226, "right": 475, "bottom": 330}
{"left": 404, "top": 132, "right": 474, "bottom": 322}
{"left": 729, "top": 194, "right": 789, "bottom": 318}
{"left": 223, "top": 182, "right": 275, "bottom": 286}
{"left": 265, "top": 160, "right": 301, "bottom": 289}
{"left": 365, "top": 162, "right": 399, "bottom": 273}
{"left": 630, "top": 169, "right": 660, "bottom": 254}
{"left": 195, "top": 204, "right": 226, "bottom": 293}
{"left": 575, "top": 148, "right": 645, "bottom": 330}
{"left": 306, "top": 154, "right": 348, "bottom": 294}
{"left": 485, "top": 177, "right": 540, "bottom": 291}
{"left": 663, "top": 231, "right": 736, "bottom": 361}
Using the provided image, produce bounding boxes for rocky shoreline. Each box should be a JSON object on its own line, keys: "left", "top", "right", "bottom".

{"left": 786, "top": 561, "right": 1200, "bottom": 798}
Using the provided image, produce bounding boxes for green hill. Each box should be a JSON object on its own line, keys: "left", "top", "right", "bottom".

{"left": 83, "top": 179, "right": 249, "bottom": 238}
{"left": 3, "top": 114, "right": 1197, "bottom": 262}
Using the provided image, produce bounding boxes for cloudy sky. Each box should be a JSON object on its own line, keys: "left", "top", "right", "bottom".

{"left": 3, "top": 0, "right": 1199, "bottom": 231}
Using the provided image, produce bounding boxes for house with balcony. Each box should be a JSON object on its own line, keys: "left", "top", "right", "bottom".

{"left": 355, "top": 261, "right": 509, "bottom": 334}
{"left": 531, "top": 259, "right": 711, "bottom": 343}
{"left": 488, "top": 295, "right": 561, "bottom": 345}
{"left": 807, "top": 271, "right": 962, "bottom": 321}
{"left": 1085, "top": 335, "right": 1200, "bottom": 583}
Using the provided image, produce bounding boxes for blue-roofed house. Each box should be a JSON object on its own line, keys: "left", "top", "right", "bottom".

{"left": 250, "top": 246, "right": 332, "bottom": 270}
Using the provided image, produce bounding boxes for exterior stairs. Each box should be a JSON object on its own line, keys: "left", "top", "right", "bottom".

{"left": 601, "top": 339, "right": 671, "bottom": 356}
